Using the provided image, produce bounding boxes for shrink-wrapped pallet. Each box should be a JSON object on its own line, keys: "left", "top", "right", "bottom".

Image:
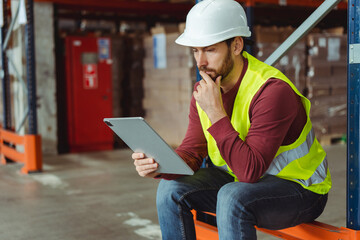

{"left": 306, "top": 32, "right": 347, "bottom": 142}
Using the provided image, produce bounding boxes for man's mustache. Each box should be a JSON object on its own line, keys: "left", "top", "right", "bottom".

{"left": 199, "top": 66, "right": 216, "bottom": 73}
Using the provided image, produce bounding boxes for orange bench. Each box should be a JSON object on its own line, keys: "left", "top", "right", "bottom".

{"left": 192, "top": 210, "right": 360, "bottom": 240}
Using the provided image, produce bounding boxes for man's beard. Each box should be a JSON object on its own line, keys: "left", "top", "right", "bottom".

{"left": 199, "top": 49, "right": 234, "bottom": 81}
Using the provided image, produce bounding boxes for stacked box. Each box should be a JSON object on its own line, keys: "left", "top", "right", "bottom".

{"left": 254, "top": 25, "right": 307, "bottom": 94}
{"left": 306, "top": 33, "right": 347, "bottom": 140}
{"left": 143, "top": 26, "right": 196, "bottom": 147}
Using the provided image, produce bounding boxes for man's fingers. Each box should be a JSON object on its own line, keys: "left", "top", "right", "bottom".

{"left": 199, "top": 71, "right": 214, "bottom": 83}
{"left": 215, "top": 76, "right": 222, "bottom": 86}
{"left": 138, "top": 168, "right": 157, "bottom": 177}
{"left": 134, "top": 158, "right": 154, "bottom": 166}
{"left": 136, "top": 162, "right": 158, "bottom": 172}
{"left": 136, "top": 162, "right": 158, "bottom": 177}
{"left": 132, "top": 152, "right": 144, "bottom": 159}
{"left": 199, "top": 71, "right": 210, "bottom": 81}
{"left": 131, "top": 152, "right": 159, "bottom": 178}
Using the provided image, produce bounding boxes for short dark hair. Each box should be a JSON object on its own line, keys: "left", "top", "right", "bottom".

{"left": 225, "top": 37, "right": 235, "bottom": 48}
{"left": 225, "top": 37, "right": 254, "bottom": 48}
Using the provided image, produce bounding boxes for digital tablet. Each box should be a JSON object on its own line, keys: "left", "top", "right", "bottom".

{"left": 103, "top": 117, "right": 194, "bottom": 175}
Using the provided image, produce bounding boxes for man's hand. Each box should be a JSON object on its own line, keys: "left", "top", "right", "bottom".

{"left": 132, "top": 152, "right": 160, "bottom": 178}
{"left": 193, "top": 71, "right": 227, "bottom": 123}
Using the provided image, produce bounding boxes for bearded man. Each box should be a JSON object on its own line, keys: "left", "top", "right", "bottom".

{"left": 132, "top": 0, "right": 331, "bottom": 239}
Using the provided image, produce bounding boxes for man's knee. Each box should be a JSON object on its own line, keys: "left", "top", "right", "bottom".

{"left": 217, "top": 182, "right": 253, "bottom": 204}
{"left": 216, "top": 182, "right": 258, "bottom": 233}
{"left": 156, "top": 179, "right": 188, "bottom": 209}
{"left": 216, "top": 181, "right": 258, "bottom": 218}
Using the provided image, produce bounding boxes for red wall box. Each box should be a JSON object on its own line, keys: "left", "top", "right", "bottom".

{"left": 65, "top": 36, "right": 113, "bottom": 152}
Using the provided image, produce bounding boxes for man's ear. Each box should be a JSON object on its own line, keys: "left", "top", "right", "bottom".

{"left": 233, "top": 37, "right": 244, "bottom": 55}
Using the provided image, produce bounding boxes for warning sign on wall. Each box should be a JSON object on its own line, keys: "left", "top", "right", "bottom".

{"left": 83, "top": 64, "right": 98, "bottom": 89}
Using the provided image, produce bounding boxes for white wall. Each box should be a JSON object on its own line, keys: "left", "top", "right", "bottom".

{"left": 34, "top": 2, "right": 57, "bottom": 155}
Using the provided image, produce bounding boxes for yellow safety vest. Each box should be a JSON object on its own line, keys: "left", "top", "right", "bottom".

{"left": 197, "top": 51, "right": 331, "bottom": 195}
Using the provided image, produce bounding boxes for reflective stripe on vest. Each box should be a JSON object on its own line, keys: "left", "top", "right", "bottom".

{"left": 266, "top": 127, "right": 328, "bottom": 187}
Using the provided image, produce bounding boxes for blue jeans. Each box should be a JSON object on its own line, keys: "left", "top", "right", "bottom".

{"left": 156, "top": 168, "right": 328, "bottom": 240}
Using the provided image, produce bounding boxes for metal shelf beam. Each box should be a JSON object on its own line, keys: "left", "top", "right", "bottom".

{"left": 26, "top": 0, "right": 38, "bottom": 134}
{"left": 1, "top": 0, "right": 11, "bottom": 130}
{"left": 347, "top": 0, "right": 360, "bottom": 230}
{"left": 34, "top": 0, "right": 347, "bottom": 14}
{"left": 36, "top": 0, "right": 193, "bottom": 16}
{"left": 240, "top": 0, "right": 346, "bottom": 9}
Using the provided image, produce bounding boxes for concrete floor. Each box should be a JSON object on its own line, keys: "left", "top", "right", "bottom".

{"left": 0, "top": 143, "right": 347, "bottom": 240}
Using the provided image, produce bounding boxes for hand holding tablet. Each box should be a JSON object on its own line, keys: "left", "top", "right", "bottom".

{"left": 131, "top": 152, "right": 160, "bottom": 178}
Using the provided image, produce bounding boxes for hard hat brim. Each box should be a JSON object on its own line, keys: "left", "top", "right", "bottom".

{"left": 175, "top": 28, "right": 251, "bottom": 47}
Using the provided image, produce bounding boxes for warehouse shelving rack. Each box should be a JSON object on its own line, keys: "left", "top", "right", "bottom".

{"left": 0, "top": 0, "right": 357, "bottom": 236}
{"left": 0, "top": 0, "right": 42, "bottom": 173}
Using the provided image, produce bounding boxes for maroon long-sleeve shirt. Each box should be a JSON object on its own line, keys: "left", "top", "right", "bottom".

{"left": 159, "top": 58, "right": 307, "bottom": 183}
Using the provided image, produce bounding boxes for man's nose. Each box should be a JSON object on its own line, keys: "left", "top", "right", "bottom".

{"left": 196, "top": 52, "right": 207, "bottom": 69}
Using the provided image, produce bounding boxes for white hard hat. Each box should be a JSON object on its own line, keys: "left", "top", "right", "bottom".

{"left": 176, "top": 0, "right": 251, "bottom": 47}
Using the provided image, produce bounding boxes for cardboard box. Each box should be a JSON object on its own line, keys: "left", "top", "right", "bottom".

{"left": 142, "top": 24, "right": 196, "bottom": 146}
{"left": 307, "top": 33, "right": 347, "bottom": 66}
{"left": 254, "top": 25, "right": 296, "bottom": 44}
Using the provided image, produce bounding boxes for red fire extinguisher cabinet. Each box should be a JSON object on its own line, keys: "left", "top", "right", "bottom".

{"left": 65, "top": 36, "right": 113, "bottom": 152}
